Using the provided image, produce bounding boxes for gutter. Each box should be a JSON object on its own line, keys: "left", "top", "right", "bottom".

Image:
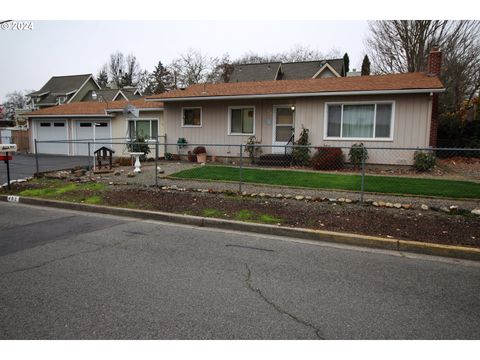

{"left": 27, "top": 114, "right": 112, "bottom": 118}
{"left": 145, "top": 88, "right": 446, "bottom": 102}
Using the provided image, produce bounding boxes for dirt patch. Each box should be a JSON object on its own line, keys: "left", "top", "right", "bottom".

{"left": 101, "top": 187, "right": 480, "bottom": 248}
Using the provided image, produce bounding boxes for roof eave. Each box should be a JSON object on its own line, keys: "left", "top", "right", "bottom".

{"left": 28, "top": 114, "right": 112, "bottom": 118}
{"left": 147, "top": 88, "right": 446, "bottom": 102}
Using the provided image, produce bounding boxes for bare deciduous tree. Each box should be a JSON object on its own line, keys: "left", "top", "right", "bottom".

{"left": 168, "top": 49, "right": 213, "bottom": 88}
{"left": 108, "top": 51, "right": 125, "bottom": 88}
{"left": 366, "top": 20, "right": 480, "bottom": 112}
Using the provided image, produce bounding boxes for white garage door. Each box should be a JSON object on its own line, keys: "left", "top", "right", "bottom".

{"left": 36, "top": 120, "right": 69, "bottom": 155}
{"left": 75, "top": 120, "right": 111, "bottom": 156}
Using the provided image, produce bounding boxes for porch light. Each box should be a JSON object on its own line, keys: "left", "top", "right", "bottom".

{"left": 290, "top": 105, "right": 296, "bottom": 112}
{"left": 91, "top": 91, "right": 98, "bottom": 101}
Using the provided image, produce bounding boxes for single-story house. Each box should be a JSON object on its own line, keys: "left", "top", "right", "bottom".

{"left": 146, "top": 48, "right": 444, "bottom": 165}
{"left": 26, "top": 98, "right": 165, "bottom": 157}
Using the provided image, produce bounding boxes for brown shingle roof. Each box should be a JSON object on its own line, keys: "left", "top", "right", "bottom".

{"left": 147, "top": 72, "right": 444, "bottom": 101}
{"left": 26, "top": 99, "right": 163, "bottom": 117}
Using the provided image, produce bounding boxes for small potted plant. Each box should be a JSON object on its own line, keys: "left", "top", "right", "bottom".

{"left": 177, "top": 137, "right": 188, "bottom": 148}
{"left": 193, "top": 146, "right": 207, "bottom": 163}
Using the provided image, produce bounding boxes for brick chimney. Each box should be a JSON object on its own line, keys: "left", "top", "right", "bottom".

{"left": 428, "top": 46, "right": 442, "bottom": 147}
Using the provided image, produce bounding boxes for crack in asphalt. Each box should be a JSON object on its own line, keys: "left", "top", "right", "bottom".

{"left": 0, "top": 239, "right": 129, "bottom": 278}
{"left": 244, "top": 263, "right": 325, "bottom": 340}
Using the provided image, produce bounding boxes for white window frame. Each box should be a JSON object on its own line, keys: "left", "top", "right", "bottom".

{"left": 228, "top": 105, "right": 256, "bottom": 136}
{"left": 181, "top": 107, "right": 202, "bottom": 128}
{"left": 323, "top": 100, "right": 395, "bottom": 141}
{"left": 127, "top": 118, "right": 160, "bottom": 140}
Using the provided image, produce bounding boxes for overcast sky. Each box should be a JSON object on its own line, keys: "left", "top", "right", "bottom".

{"left": 0, "top": 20, "right": 369, "bottom": 102}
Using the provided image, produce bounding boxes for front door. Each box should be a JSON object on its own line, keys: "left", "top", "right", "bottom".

{"left": 273, "top": 106, "right": 295, "bottom": 153}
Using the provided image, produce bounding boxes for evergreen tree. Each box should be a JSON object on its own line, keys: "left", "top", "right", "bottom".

{"left": 96, "top": 66, "right": 109, "bottom": 88}
{"left": 343, "top": 53, "right": 350, "bottom": 75}
{"left": 149, "top": 61, "right": 174, "bottom": 94}
{"left": 361, "top": 55, "right": 371, "bottom": 76}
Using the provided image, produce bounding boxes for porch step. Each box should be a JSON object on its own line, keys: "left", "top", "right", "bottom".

{"left": 256, "top": 154, "right": 293, "bottom": 167}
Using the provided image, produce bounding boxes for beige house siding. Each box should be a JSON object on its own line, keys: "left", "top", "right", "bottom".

{"left": 162, "top": 93, "right": 432, "bottom": 164}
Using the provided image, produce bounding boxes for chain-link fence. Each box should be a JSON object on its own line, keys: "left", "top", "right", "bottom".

{"left": 26, "top": 138, "right": 480, "bottom": 202}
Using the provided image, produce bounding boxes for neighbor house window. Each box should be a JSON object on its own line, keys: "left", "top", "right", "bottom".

{"left": 182, "top": 107, "right": 202, "bottom": 127}
{"left": 128, "top": 119, "right": 158, "bottom": 140}
{"left": 326, "top": 102, "right": 393, "bottom": 140}
{"left": 229, "top": 106, "right": 255, "bottom": 135}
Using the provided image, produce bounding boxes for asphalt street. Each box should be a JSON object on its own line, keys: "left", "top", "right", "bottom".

{"left": 0, "top": 154, "right": 89, "bottom": 184}
{"left": 0, "top": 201, "right": 479, "bottom": 339}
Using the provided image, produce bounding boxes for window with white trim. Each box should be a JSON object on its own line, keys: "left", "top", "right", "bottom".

{"left": 182, "top": 107, "right": 202, "bottom": 127}
{"left": 326, "top": 102, "right": 393, "bottom": 140}
{"left": 229, "top": 106, "right": 254, "bottom": 135}
{"left": 128, "top": 119, "right": 158, "bottom": 140}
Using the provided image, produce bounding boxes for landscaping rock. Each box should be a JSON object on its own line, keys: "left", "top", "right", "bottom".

{"left": 295, "top": 195, "right": 305, "bottom": 201}
{"left": 471, "top": 209, "right": 480, "bottom": 216}
{"left": 440, "top": 207, "right": 450, "bottom": 213}
{"left": 345, "top": 198, "right": 353, "bottom": 203}
{"left": 365, "top": 199, "right": 374, "bottom": 203}
{"left": 449, "top": 205, "right": 459, "bottom": 211}
{"left": 402, "top": 204, "right": 413, "bottom": 209}
{"left": 283, "top": 194, "right": 292, "bottom": 199}
{"left": 127, "top": 172, "right": 136, "bottom": 178}
{"left": 259, "top": 193, "right": 266, "bottom": 198}
{"left": 378, "top": 201, "right": 386, "bottom": 207}
{"left": 305, "top": 196, "right": 313, "bottom": 201}
{"left": 338, "top": 198, "right": 345, "bottom": 202}
{"left": 393, "top": 203, "right": 402, "bottom": 209}
{"left": 250, "top": 193, "right": 257, "bottom": 197}
{"left": 328, "top": 198, "right": 337, "bottom": 202}
{"left": 242, "top": 191, "right": 248, "bottom": 196}
{"left": 421, "top": 204, "right": 429, "bottom": 210}
{"left": 276, "top": 194, "right": 283, "bottom": 198}
{"left": 114, "top": 171, "right": 121, "bottom": 176}
{"left": 108, "top": 181, "right": 114, "bottom": 185}
{"left": 385, "top": 202, "right": 394, "bottom": 208}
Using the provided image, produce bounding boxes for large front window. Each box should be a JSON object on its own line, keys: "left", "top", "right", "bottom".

{"left": 229, "top": 106, "right": 254, "bottom": 135}
{"left": 128, "top": 119, "right": 158, "bottom": 140}
{"left": 326, "top": 102, "right": 393, "bottom": 140}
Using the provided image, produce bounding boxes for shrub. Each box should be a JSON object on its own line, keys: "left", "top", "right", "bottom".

{"left": 311, "top": 147, "right": 344, "bottom": 170}
{"left": 244, "top": 136, "right": 262, "bottom": 163}
{"left": 292, "top": 126, "right": 311, "bottom": 166}
{"left": 413, "top": 151, "right": 436, "bottom": 172}
{"left": 164, "top": 152, "right": 173, "bottom": 161}
{"left": 127, "top": 136, "right": 150, "bottom": 161}
{"left": 348, "top": 143, "right": 368, "bottom": 168}
{"left": 193, "top": 146, "right": 207, "bottom": 155}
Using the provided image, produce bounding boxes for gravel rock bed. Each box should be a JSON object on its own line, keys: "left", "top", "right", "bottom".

{"left": 96, "top": 162, "right": 480, "bottom": 211}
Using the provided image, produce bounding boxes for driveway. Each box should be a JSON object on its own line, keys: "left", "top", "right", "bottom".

{"left": 1, "top": 154, "right": 90, "bottom": 185}
{"left": 1, "top": 202, "right": 479, "bottom": 339}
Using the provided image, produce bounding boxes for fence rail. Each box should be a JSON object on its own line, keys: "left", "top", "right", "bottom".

{"left": 29, "top": 138, "right": 480, "bottom": 202}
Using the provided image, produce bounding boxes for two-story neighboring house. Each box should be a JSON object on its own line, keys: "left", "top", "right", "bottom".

{"left": 27, "top": 74, "right": 102, "bottom": 110}
{"left": 229, "top": 59, "right": 346, "bottom": 83}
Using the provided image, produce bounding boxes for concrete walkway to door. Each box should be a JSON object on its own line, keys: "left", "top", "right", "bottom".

{"left": 0, "top": 154, "right": 89, "bottom": 185}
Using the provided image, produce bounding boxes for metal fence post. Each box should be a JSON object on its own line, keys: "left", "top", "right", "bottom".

{"left": 239, "top": 144, "right": 243, "bottom": 193}
{"left": 87, "top": 142, "right": 91, "bottom": 173}
{"left": 34, "top": 139, "right": 39, "bottom": 176}
{"left": 155, "top": 139, "right": 159, "bottom": 187}
{"left": 360, "top": 146, "right": 366, "bottom": 202}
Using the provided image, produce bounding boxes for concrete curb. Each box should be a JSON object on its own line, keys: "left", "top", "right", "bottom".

{"left": 1, "top": 195, "right": 480, "bottom": 262}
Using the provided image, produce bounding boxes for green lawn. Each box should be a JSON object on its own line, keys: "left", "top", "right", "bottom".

{"left": 171, "top": 166, "right": 480, "bottom": 199}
